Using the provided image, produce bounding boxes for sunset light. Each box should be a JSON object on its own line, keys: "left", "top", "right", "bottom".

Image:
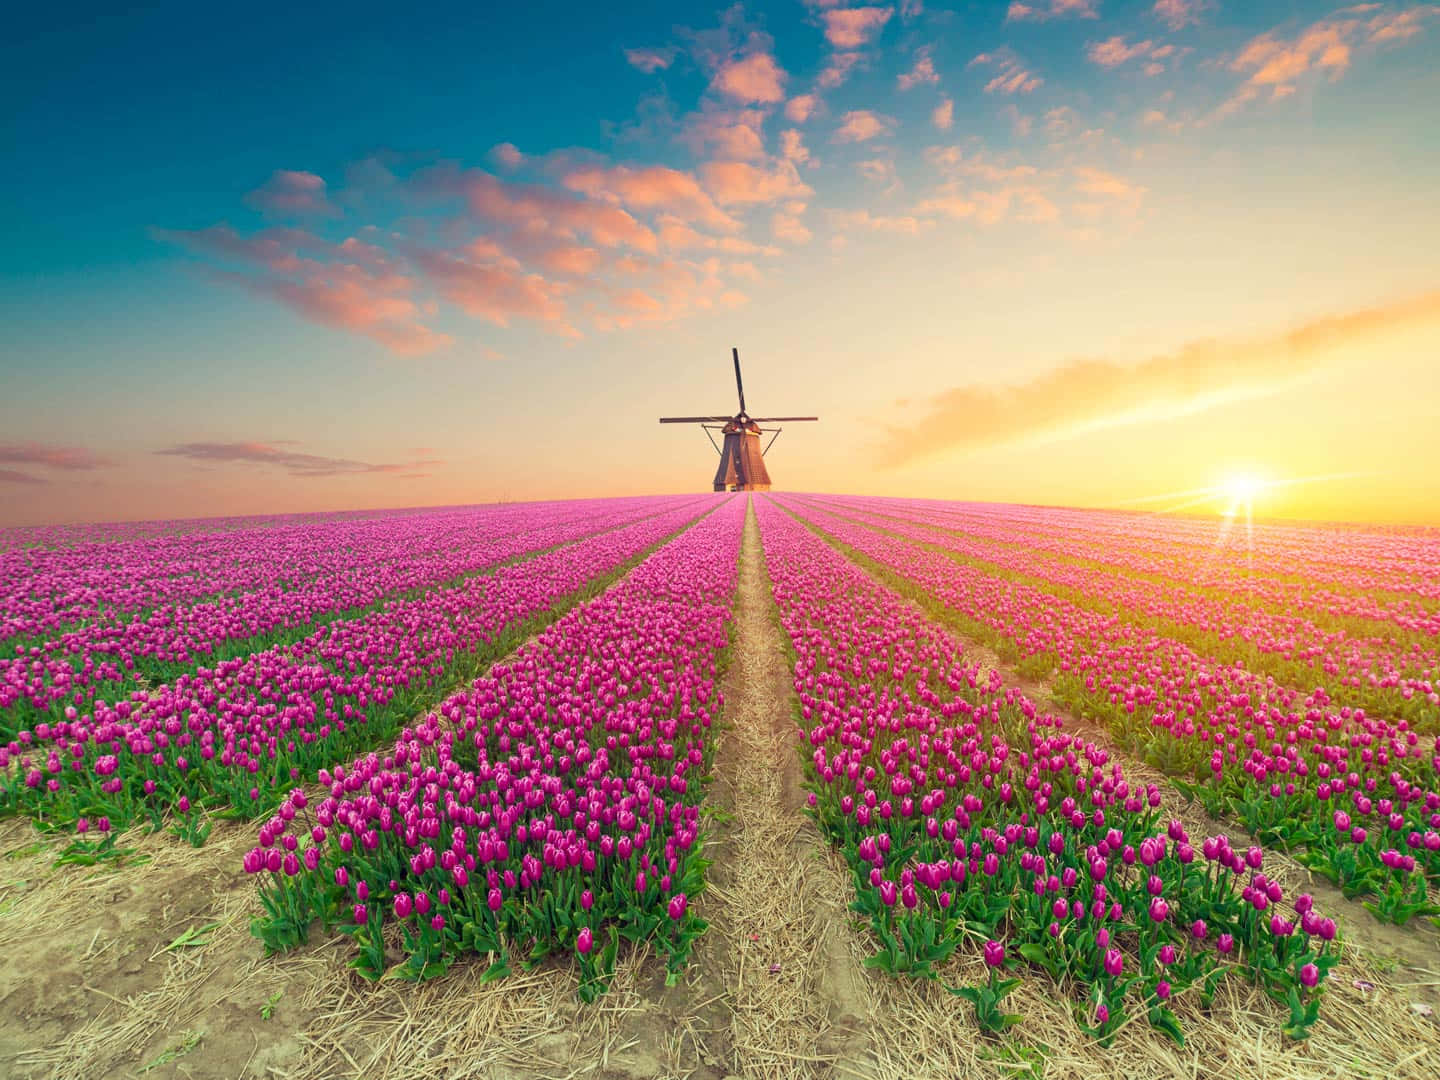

{"left": 4, "top": 3, "right": 1440, "bottom": 1076}
{"left": 1218, "top": 469, "right": 1273, "bottom": 518}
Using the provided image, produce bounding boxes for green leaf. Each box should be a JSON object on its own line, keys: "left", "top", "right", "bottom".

{"left": 165, "top": 920, "right": 222, "bottom": 951}
{"left": 480, "top": 957, "right": 510, "bottom": 984}
{"left": 1148, "top": 1006, "right": 1185, "bottom": 1047}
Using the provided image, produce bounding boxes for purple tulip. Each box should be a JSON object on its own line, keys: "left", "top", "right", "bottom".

{"left": 1103, "top": 948, "right": 1124, "bottom": 976}
{"left": 983, "top": 940, "right": 1005, "bottom": 968}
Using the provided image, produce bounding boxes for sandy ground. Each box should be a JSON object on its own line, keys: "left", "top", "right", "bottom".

{"left": 1, "top": 495, "right": 1438, "bottom": 1079}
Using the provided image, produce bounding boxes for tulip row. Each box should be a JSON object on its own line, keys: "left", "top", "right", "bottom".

{"left": 803, "top": 496, "right": 1438, "bottom": 731}
{"left": 0, "top": 499, "right": 716, "bottom": 845}
{"left": 821, "top": 495, "right": 1440, "bottom": 603}
{"left": 753, "top": 496, "right": 1337, "bottom": 1044}
{"left": 777, "top": 496, "right": 1440, "bottom": 926}
{"left": 3, "top": 502, "right": 570, "bottom": 639}
{"left": 818, "top": 495, "right": 1440, "bottom": 638}
{"left": 1, "top": 497, "right": 699, "bottom": 738}
{"left": 247, "top": 494, "right": 745, "bottom": 996}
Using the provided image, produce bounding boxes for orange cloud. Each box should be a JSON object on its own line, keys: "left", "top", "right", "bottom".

{"left": 655, "top": 215, "right": 782, "bottom": 256}
{"left": 1087, "top": 36, "right": 1160, "bottom": 68}
{"left": 700, "top": 160, "right": 814, "bottom": 206}
{"left": 531, "top": 244, "right": 604, "bottom": 276}
{"left": 433, "top": 168, "right": 659, "bottom": 252}
{"left": 0, "top": 469, "right": 45, "bottom": 486}
{"left": 970, "top": 50, "right": 1043, "bottom": 94}
{"left": 1153, "top": 0, "right": 1207, "bottom": 31}
{"left": 831, "top": 208, "right": 930, "bottom": 235}
{"left": 159, "top": 224, "right": 452, "bottom": 356}
{"left": 780, "top": 129, "right": 811, "bottom": 165}
{"left": 817, "top": 51, "right": 863, "bottom": 89}
{"left": 897, "top": 47, "right": 939, "bottom": 90}
{"left": 1007, "top": 0, "right": 1098, "bottom": 21}
{"left": 0, "top": 443, "right": 115, "bottom": 471}
{"left": 786, "top": 94, "right": 819, "bottom": 123}
{"left": 156, "top": 441, "right": 438, "bottom": 478}
{"left": 679, "top": 106, "right": 769, "bottom": 162}
{"left": 713, "top": 50, "right": 787, "bottom": 103}
{"left": 771, "top": 210, "right": 812, "bottom": 244}
{"left": 833, "top": 110, "right": 895, "bottom": 143}
{"left": 255, "top": 274, "right": 454, "bottom": 355}
{"left": 878, "top": 288, "right": 1440, "bottom": 466}
{"left": 625, "top": 47, "right": 677, "bottom": 73}
{"left": 587, "top": 256, "right": 748, "bottom": 331}
{"left": 822, "top": 6, "right": 893, "bottom": 49}
{"left": 932, "top": 97, "right": 954, "bottom": 130}
{"left": 245, "top": 170, "right": 335, "bottom": 217}
{"left": 489, "top": 142, "right": 524, "bottom": 169}
{"left": 412, "top": 248, "right": 575, "bottom": 336}
{"left": 1072, "top": 165, "right": 1146, "bottom": 204}
{"left": 857, "top": 157, "right": 898, "bottom": 187}
{"left": 1223, "top": 5, "right": 1437, "bottom": 109}
{"left": 562, "top": 164, "right": 738, "bottom": 232}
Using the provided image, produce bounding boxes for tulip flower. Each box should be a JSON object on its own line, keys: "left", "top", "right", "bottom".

{"left": 983, "top": 940, "right": 1005, "bottom": 968}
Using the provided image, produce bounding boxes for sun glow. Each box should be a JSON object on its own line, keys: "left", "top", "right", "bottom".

{"left": 1218, "top": 470, "right": 1275, "bottom": 519}
{"left": 1222, "top": 472, "right": 1268, "bottom": 506}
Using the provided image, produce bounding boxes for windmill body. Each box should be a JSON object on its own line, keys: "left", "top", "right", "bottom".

{"left": 659, "top": 348, "right": 818, "bottom": 492}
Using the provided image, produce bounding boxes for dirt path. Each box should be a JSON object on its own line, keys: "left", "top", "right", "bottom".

{"left": 687, "top": 495, "right": 876, "bottom": 1078}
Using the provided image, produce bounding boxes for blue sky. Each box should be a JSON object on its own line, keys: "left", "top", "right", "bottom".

{"left": 3, "top": 1, "right": 1439, "bottom": 525}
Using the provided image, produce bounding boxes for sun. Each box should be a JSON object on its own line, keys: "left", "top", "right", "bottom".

{"left": 1222, "top": 472, "right": 1267, "bottom": 505}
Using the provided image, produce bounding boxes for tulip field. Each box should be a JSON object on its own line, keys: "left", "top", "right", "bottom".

{"left": 774, "top": 495, "right": 1440, "bottom": 928}
{"left": 2, "top": 493, "right": 1438, "bottom": 1079}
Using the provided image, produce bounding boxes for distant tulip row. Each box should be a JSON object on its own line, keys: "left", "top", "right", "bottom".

{"left": 779, "top": 496, "right": 1440, "bottom": 926}
{"left": 827, "top": 496, "right": 1440, "bottom": 634}
{"left": 755, "top": 496, "right": 1337, "bottom": 1043}
{"left": 0, "top": 499, "right": 713, "bottom": 847}
{"left": 808, "top": 496, "right": 1438, "bottom": 728}
{"left": 1, "top": 500, "right": 642, "bottom": 641}
{"left": 817, "top": 494, "right": 1439, "bottom": 605}
{"left": 246, "top": 496, "right": 745, "bottom": 995}
{"left": 1, "top": 497, "right": 703, "bottom": 738}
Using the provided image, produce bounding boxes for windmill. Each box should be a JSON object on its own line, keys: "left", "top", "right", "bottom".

{"left": 659, "top": 348, "right": 818, "bottom": 492}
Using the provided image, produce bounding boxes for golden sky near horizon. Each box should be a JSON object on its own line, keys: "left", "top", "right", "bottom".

{"left": 4, "top": 2, "right": 1440, "bottom": 529}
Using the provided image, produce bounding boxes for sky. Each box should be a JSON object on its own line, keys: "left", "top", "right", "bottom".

{"left": 2, "top": 0, "right": 1439, "bottom": 527}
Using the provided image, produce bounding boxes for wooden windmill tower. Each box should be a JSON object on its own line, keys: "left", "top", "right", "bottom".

{"left": 659, "top": 348, "right": 818, "bottom": 492}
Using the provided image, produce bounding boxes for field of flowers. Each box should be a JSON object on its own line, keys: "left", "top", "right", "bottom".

{"left": 3, "top": 491, "right": 1438, "bottom": 1071}
{"left": 0, "top": 496, "right": 712, "bottom": 846}
{"left": 775, "top": 494, "right": 1440, "bottom": 928}
{"left": 755, "top": 497, "right": 1338, "bottom": 1043}
{"left": 249, "top": 495, "right": 744, "bottom": 993}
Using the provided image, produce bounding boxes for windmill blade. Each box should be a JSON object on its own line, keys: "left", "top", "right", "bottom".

{"left": 748, "top": 416, "right": 819, "bottom": 422}
{"left": 732, "top": 347, "right": 746, "bottom": 414}
{"left": 659, "top": 416, "right": 732, "bottom": 423}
